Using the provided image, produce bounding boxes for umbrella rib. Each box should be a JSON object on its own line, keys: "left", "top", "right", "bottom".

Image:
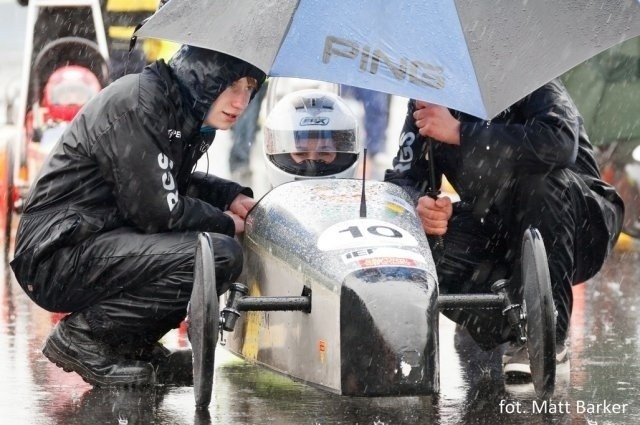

{"left": 451, "top": 0, "right": 489, "bottom": 119}
{"left": 269, "top": 0, "right": 303, "bottom": 71}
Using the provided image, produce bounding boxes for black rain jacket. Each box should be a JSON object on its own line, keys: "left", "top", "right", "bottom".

{"left": 385, "top": 79, "right": 623, "bottom": 256}
{"left": 11, "top": 46, "right": 266, "bottom": 283}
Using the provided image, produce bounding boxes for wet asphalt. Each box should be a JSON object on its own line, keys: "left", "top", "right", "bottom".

{"left": 2, "top": 232, "right": 640, "bottom": 424}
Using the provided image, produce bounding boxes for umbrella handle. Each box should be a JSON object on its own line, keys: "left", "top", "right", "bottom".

{"left": 426, "top": 191, "right": 445, "bottom": 253}
{"left": 426, "top": 139, "right": 444, "bottom": 253}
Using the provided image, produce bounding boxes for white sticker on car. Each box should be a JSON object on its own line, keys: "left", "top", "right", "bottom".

{"left": 317, "top": 219, "right": 418, "bottom": 251}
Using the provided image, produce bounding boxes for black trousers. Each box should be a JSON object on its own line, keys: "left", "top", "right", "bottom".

{"left": 31, "top": 228, "right": 242, "bottom": 347}
{"left": 435, "top": 169, "right": 619, "bottom": 350}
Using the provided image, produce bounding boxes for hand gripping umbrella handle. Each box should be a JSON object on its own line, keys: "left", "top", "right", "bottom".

{"left": 427, "top": 192, "right": 445, "bottom": 253}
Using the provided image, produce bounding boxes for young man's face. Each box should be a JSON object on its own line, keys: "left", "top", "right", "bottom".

{"left": 204, "top": 77, "right": 257, "bottom": 129}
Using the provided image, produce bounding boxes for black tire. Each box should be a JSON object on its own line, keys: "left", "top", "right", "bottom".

{"left": 189, "top": 233, "right": 219, "bottom": 409}
{"left": 521, "top": 227, "right": 556, "bottom": 399}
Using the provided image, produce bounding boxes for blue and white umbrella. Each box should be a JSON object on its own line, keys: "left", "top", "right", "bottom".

{"left": 137, "top": 0, "right": 640, "bottom": 119}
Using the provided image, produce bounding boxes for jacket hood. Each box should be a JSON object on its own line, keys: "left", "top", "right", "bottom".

{"left": 169, "top": 45, "right": 266, "bottom": 122}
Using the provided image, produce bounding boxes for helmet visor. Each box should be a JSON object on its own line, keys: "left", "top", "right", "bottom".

{"left": 265, "top": 129, "right": 357, "bottom": 155}
{"left": 265, "top": 128, "right": 358, "bottom": 177}
{"left": 269, "top": 152, "right": 359, "bottom": 177}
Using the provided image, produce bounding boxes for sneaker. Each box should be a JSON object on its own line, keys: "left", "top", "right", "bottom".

{"left": 42, "top": 314, "right": 156, "bottom": 387}
{"left": 555, "top": 344, "right": 569, "bottom": 364}
{"left": 502, "top": 343, "right": 531, "bottom": 378}
{"left": 502, "top": 342, "right": 569, "bottom": 380}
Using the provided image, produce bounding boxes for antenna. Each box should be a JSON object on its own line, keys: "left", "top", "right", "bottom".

{"left": 359, "top": 148, "right": 367, "bottom": 218}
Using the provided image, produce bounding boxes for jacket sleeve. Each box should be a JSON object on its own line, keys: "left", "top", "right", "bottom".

{"left": 459, "top": 79, "right": 580, "bottom": 172}
{"left": 384, "top": 99, "right": 442, "bottom": 203}
{"left": 187, "top": 172, "right": 253, "bottom": 209}
{"left": 93, "top": 109, "right": 236, "bottom": 235}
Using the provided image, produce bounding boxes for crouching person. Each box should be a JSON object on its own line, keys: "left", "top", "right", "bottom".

{"left": 385, "top": 79, "right": 624, "bottom": 380}
{"left": 10, "top": 45, "right": 266, "bottom": 386}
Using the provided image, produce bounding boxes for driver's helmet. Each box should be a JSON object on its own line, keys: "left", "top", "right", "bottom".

{"left": 264, "top": 89, "right": 360, "bottom": 187}
{"left": 42, "top": 65, "right": 102, "bottom": 122}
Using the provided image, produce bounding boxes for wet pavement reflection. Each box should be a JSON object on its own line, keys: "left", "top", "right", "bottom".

{"left": 2, "top": 237, "right": 639, "bottom": 424}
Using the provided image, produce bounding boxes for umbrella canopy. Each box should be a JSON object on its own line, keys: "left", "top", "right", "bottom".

{"left": 136, "top": 0, "right": 640, "bottom": 119}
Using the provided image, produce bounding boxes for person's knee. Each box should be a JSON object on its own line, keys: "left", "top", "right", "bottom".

{"left": 515, "top": 171, "right": 567, "bottom": 203}
{"left": 207, "top": 233, "right": 244, "bottom": 285}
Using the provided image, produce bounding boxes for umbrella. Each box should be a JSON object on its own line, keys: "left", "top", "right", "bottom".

{"left": 136, "top": 0, "right": 640, "bottom": 120}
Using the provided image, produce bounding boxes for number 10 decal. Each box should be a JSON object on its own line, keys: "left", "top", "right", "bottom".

{"left": 339, "top": 225, "right": 403, "bottom": 239}
{"left": 318, "top": 219, "right": 418, "bottom": 251}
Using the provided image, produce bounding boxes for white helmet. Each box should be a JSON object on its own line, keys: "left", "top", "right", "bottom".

{"left": 264, "top": 89, "right": 360, "bottom": 187}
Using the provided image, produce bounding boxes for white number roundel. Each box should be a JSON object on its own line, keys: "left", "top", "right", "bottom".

{"left": 317, "top": 219, "right": 418, "bottom": 251}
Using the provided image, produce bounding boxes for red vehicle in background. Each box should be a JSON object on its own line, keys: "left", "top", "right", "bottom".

{"left": 1, "top": 0, "right": 110, "bottom": 255}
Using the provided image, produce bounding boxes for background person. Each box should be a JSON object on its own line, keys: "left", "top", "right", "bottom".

{"left": 340, "top": 85, "right": 391, "bottom": 179}
{"left": 10, "top": 45, "right": 266, "bottom": 387}
{"left": 229, "top": 82, "right": 268, "bottom": 186}
{"left": 384, "top": 79, "right": 624, "bottom": 379}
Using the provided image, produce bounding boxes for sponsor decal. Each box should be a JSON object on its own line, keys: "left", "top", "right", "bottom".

{"left": 318, "top": 218, "right": 418, "bottom": 251}
{"left": 323, "top": 35, "right": 445, "bottom": 90}
{"left": 383, "top": 196, "right": 416, "bottom": 217}
{"left": 300, "top": 116, "right": 330, "bottom": 126}
{"left": 394, "top": 130, "right": 416, "bottom": 172}
{"left": 387, "top": 195, "right": 415, "bottom": 214}
{"left": 385, "top": 202, "right": 405, "bottom": 215}
{"left": 342, "top": 247, "right": 425, "bottom": 263}
{"left": 357, "top": 257, "right": 417, "bottom": 268}
{"left": 343, "top": 248, "right": 375, "bottom": 260}
{"left": 157, "top": 153, "right": 179, "bottom": 211}
{"left": 241, "top": 278, "right": 263, "bottom": 361}
{"left": 342, "top": 247, "right": 427, "bottom": 269}
{"left": 167, "top": 129, "right": 182, "bottom": 139}
{"left": 318, "top": 340, "right": 327, "bottom": 364}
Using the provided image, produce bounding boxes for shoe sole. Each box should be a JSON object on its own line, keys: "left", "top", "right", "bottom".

{"left": 43, "top": 336, "right": 155, "bottom": 387}
{"left": 556, "top": 347, "right": 569, "bottom": 363}
{"left": 504, "top": 349, "right": 570, "bottom": 382}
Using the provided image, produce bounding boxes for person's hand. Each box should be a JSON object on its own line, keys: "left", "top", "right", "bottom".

{"left": 229, "top": 193, "right": 256, "bottom": 219}
{"left": 416, "top": 195, "right": 453, "bottom": 235}
{"left": 224, "top": 210, "right": 245, "bottom": 235}
{"left": 413, "top": 101, "right": 461, "bottom": 145}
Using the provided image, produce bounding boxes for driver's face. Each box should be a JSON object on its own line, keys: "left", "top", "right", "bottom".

{"left": 291, "top": 138, "right": 337, "bottom": 164}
